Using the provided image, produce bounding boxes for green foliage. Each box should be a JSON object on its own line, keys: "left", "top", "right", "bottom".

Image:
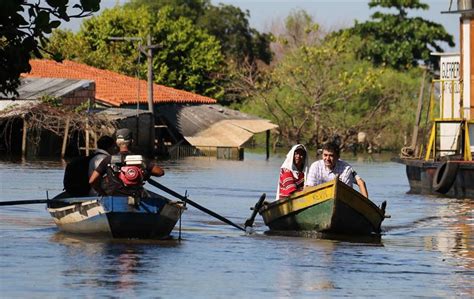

{"left": 153, "top": 7, "right": 225, "bottom": 97}
{"left": 350, "top": 0, "right": 454, "bottom": 70}
{"left": 282, "top": 10, "right": 320, "bottom": 47}
{"left": 73, "top": 100, "right": 90, "bottom": 113}
{"left": 242, "top": 13, "right": 424, "bottom": 149}
{"left": 198, "top": 4, "right": 272, "bottom": 65}
{"left": 126, "top": 0, "right": 273, "bottom": 106}
{"left": 126, "top": 0, "right": 208, "bottom": 22}
{"left": 127, "top": 0, "right": 272, "bottom": 65}
{"left": 0, "top": 0, "right": 101, "bottom": 96}
{"left": 46, "top": 5, "right": 225, "bottom": 99}
{"left": 40, "top": 95, "right": 62, "bottom": 107}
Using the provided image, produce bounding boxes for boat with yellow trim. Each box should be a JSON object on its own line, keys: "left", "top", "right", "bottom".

{"left": 257, "top": 178, "right": 387, "bottom": 235}
{"left": 397, "top": 3, "right": 474, "bottom": 199}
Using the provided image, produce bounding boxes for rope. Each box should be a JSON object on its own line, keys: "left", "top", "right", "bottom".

{"left": 400, "top": 146, "right": 414, "bottom": 158}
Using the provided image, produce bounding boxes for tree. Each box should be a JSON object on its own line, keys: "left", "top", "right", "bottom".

{"left": 198, "top": 4, "right": 272, "bottom": 65}
{"left": 124, "top": 0, "right": 272, "bottom": 106}
{"left": 269, "top": 10, "right": 325, "bottom": 63}
{"left": 0, "top": 0, "right": 101, "bottom": 96}
{"left": 46, "top": 6, "right": 225, "bottom": 99}
{"left": 350, "top": 0, "right": 454, "bottom": 70}
{"left": 127, "top": 0, "right": 272, "bottom": 65}
{"left": 126, "top": 0, "right": 208, "bottom": 23}
{"left": 242, "top": 14, "right": 423, "bottom": 150}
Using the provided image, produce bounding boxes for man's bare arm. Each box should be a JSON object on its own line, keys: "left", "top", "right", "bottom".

{"left": 356, "top": 177, "right": 368, "bottom": 198}
{"left": 89, "top": 170, "right": 105, "bottom": 195}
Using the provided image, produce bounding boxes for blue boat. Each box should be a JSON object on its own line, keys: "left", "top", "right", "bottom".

{"left": 47, "top": 192, "right": 185, "bottom": 239}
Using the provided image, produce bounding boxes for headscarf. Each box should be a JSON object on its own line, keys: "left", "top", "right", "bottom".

{"left": 275, "top": 144, "right": 309, "bottom": 200}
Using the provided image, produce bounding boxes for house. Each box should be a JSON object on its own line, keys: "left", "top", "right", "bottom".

{"left": 0, "top": 77, "right": 98, "bottom": 157}
{"left": 19, "top": 59, "right": 277, "bottom": 159}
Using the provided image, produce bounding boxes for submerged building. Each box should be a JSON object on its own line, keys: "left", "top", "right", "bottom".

{"left": 0, "top": 59, "right": 277, "bottom": 159}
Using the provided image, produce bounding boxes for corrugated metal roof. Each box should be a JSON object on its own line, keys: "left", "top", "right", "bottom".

{"left": 1, "top": 78, "right": 93, "bottom": 100}
{"left": 159, "top": 104, "right": 274, "bottom": 136}
{"left": 226, "top": 119, "right": 279, "bottom": 134}
{"left": 158, "top": 104, "right": 278, "bottom": 147}
{"left": 184, "top": 120, "right": 278, "bottom": 147}
{"left": 96, "top": 107, "right": 151, "bottom": 120}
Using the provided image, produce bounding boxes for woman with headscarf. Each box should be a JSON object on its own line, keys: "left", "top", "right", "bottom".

{"left": 276, "top": 144, "right": 308, "bottom": 200}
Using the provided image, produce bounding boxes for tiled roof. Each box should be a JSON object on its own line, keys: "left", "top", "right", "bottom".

{"left": 23, "top": 59, "right": 217, "bottom": 107}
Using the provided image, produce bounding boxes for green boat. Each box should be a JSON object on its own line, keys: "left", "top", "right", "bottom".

{"left": 258, "top": 179, "right": 387, "bottom": 235}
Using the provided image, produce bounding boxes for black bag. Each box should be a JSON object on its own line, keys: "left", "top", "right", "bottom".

{"left": 63, "top": 154, "right": 96, "bottom": 197}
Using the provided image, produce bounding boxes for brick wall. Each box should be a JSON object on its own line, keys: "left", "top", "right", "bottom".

{"left": 61, "top": 82, "right": 96, "bottom": 106}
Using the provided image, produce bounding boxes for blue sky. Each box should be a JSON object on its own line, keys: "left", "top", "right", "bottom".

{"left": 64, "top": 0, "right": 459, "bottom": 51}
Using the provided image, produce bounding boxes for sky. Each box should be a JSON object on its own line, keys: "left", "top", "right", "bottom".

{"left": 64, "top": 0, "right": 460, "bottom": 52}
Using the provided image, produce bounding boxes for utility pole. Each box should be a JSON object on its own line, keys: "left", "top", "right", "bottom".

{"left": 146, "top": 34, "right": 155, "bottom": 115}
{"left": 108, "top": 35, "right": 161, "bottom": 153}
{"left": 108, "top": 35, "right": 160, "bottom": 115}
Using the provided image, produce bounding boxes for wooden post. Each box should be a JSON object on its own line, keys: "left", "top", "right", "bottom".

{"left": 266, "top": 130, "right": 270, "bottom": 160}
{"left": 93, "top": 131, "right": 97, "bottom": 150}
{"left": 85, "top": 120, "right": 90, "bottom": 156}
{"left": 21, "top": 117, "right": 27, "bottom": 159}
{"left": 411, "top": 68, "right": 427, "bottom": 156}
{"left": 61, "top": 116, "right": 70, "bottom": 159}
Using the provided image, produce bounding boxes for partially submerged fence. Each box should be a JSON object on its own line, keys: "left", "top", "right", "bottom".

{"left": 167, "top": 145, "right": 244, "bottom": 160}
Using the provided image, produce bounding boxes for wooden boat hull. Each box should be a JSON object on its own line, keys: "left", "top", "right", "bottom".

{"left": 259, "top": 179, "right": 385, "bottom": 235}
{"left": 47, "top": 194, "right": 185, "bottom": 239}
{"left": 401, "top": 159, "right": 474, "bottom": 198}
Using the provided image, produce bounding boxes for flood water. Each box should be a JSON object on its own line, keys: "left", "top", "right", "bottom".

{"left": 0, "top": 152, "right": 472, "bottom": 297}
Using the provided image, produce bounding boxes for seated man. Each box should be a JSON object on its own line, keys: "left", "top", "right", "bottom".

{"left": 305, "top": 141, "right": 368, "bottom": 198}
{"left": 88, "top": 135, "right": 116, "bottom": 196}
{"left": 89, "top": 128, "right": 164, "bottom": 197}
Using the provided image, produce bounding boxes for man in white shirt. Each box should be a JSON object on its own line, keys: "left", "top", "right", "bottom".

{"left": 305, "top": 142, "right": 368, "bottom": 198}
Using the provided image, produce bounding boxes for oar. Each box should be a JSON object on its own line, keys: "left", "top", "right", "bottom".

{"left": 0, "top": 197, "right": 91, "bottom": 206}
{"left": 0, "top": 199, "right": 58, "bottom": 206}
{"left": 244, "top": 193, "right": 266, "bottom": 228}
{"left": 148, "top": 178, "right": 245, "bottom": 232}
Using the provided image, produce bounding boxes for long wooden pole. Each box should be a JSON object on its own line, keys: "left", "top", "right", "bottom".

{"left": 148, "top": 179, "right": 245, "bottom": 231}
{"left": 21, "top": 117, "right": 27, "bottom": 159}
{"left": 266, "top": 130, "right": 270, "bottom": 160}
{"left": 0, "top": 199, "right": 57, "bottom": 206}
{"left": 411, "top": 68, "right": 427, "bottom": 156}
{"left": 85, "top": 119, "right": 90, "bottom": 156}
{"left": 61, "top": 116, "right": 70, "bottom": 159}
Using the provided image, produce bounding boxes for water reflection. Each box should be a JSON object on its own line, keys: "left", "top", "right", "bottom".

{"left": 280, "top": 238, "right": 337, "bottom": 296}
{"left": 437, "top": 200, "right": 474, "bottom": 297}
{"left": 264, "top": 230, "right": 384, "bottom": 245}
{"left": 50, "top": 233, "right": 182, "bottom": 294}
{"left": 423, "top": 200, "right": 473, "bottom": 269}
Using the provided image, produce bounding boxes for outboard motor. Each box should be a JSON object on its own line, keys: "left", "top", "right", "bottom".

{"left": 110, "top": 155, "right": 146, "bottom": 187}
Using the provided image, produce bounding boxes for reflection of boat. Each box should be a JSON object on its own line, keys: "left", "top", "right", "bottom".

{"left": 397, "top": 2, "right": 474, "bottom": 198}
{"left": 47, "top": 192, "right": 185, "bottom": 239}
{"left": 258, "top": 179, "right": 386, "bottom": 235}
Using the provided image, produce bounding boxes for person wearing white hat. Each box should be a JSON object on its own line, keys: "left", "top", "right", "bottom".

{"left": 89, "top": 128, "right": 164, "bottom": 197}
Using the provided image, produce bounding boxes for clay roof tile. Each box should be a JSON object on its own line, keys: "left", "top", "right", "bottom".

{"left": 23, "top": 59, "right": 217, "bottom": 107}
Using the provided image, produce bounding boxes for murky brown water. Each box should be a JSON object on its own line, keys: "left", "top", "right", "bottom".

{"left": 0, "top": 152, "right": 472, "bottom": 297}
